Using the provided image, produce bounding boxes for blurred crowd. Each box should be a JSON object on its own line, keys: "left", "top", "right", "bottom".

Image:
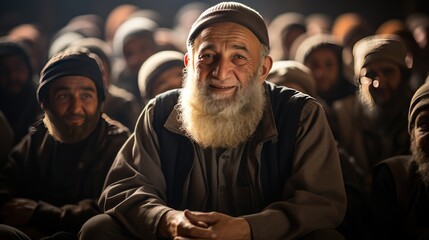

{"left": 1, "top": 1, "right": 429, "bottom": 239}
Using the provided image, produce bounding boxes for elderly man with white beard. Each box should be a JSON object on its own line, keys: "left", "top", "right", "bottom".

{"left": 369, "top": 81, "right": 429, "bottom": 239}
{"left": 79, "top": 2, "right": 346, "bottom": 240}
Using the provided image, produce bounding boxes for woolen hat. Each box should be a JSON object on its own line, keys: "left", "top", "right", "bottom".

{"left": 138, "top": 50, "right": 184, "bottom": 100}
{"left": 37, "top": 46, "right": 105, "bottom": 103}
{"left": 267, "top": 60, "right": 316, "bottom": 97}
{"left": 353, "top": 34, "right": 408, "bottom": 83}
{"left": 408, "top": 82, "right": 429, "bottom": 133}
{"left": 294, "top": 33, "right": 343, "bottom": 64}
{"left": 112, "top": 16, "right": 157, "bottom": 58}
{"left": 187, "top": 2, "right": 269, "bottom": 49}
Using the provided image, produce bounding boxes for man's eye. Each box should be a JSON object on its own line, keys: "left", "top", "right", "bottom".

{"left": 419, "top": 122, "right": 429, "bottom": 131}
{"left": 232, "top": 55, "right": 248, "bottom": 66}
{"left": 81, "top": 94, "right": 94, "bottom": 100}
{"left": 199, "top": 54, "right": 216, "bottom": 64}
{"left": 56, "top": 94, "right": 68, "bottom": 101}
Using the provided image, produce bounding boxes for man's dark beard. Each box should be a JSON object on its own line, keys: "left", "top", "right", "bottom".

{"left": 411, "top": 140, "right": 429, "bottom": 187}
{"left": 360, "top": 85, "right": 411, "bottom": 130}
{"left": 43, "top": 107, "right": 101, "bottom": 144}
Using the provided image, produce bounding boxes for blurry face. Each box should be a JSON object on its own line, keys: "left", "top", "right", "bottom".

{"left": 304, "top": 48, "right": 339, "bottom": 94}
{"left": 281, "top": 27, "right": 305, "bottom": 59}
{"left": 150, "top": 66, "right": 183, "bottom": 99}
{"left": 43, "top": 76, "right": 100, "bottom": 143}
{"left": 123, "top": 35, "right": 156, "bottom": 74}
{"left": 179, "top": 22, "right": 272, "bottom": 148}
{"left": 0, "top": 54, "right": 30, "bottom": 95}
{"left": 359, "top": 61, "right": 402, "bottom": 106}
{"left": 411, "top": 109, "right": 429, "bottom": 186}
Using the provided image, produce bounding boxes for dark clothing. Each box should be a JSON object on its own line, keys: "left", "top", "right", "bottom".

{"left": 320, "top": 77, "right": 356, "bottom": 106}
{"left": 94, "top": 82, "right": 346, "bottom": 239}
{"left": 370, "top": 155, "right": 429, "bottom": 240}
{"left": 0, "top": 114, "right": 129, "bottom": 238}
{"left": 0, "top": 77, "right": 42, "bottom": 145}
{"left": 0, "top": 40, "right": 43, "bottom": 145}
{"left": 332, "top": 94, "right": 411, "bottom": 188}
{"left": 79, "top": 214, "right": 345, "bottom": 240}
{"left": 104, "top": 84, "right": 141, "bottom": 131}
{"left": 113, "top": 69, "right": 142, "bottom": 107}
{"left": 152, "top": 86, "right": 307, "bottom": 209}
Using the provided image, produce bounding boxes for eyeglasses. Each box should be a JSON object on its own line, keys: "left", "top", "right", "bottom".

{"left": 358, "top": 68, "right": 380, "bottom": 88}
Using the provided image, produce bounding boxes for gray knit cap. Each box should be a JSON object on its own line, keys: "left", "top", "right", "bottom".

{"left": 267, "top": 60, "right": 316, "bottom": 97}
{"left": 294, "top": 33, "right": 343, "bottom": 64}
{"left": 138, "top": 50, "right": 184, "bottom": 100}
{"left": 408, "top": 82, "right": 429, "bottom": 133}
{"left": 353, "top": 34, "right": 408, "bottom": 83}
{"left": 187, "top": 2, "right": 269, "bottom": 49}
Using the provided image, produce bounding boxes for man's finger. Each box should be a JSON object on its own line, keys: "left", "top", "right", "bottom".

{"left": 178, "top": 220, "right": 217, "bottom": 239}
{"left": 184, "top": 210, "right": 217, "bottom": 225}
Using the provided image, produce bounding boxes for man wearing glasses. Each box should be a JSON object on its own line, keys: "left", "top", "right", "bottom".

{"left": 332, "top": 34, "right": 413, "bottom": 194}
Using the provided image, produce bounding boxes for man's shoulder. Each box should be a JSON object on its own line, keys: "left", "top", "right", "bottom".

{"left": 152, "top": 89, "right": 181, "bottom": 120}
{"left": 265, "top": 81, "right": 312, "bottom": 100}
{"left": 332, "top": 94, "right": 357, "bottom": 112}
{"left": 101, "top": 114, "right": 131, "bottom": 137}
{"left": 155, "top": 89, "right": 181, "bottom": 103}
{"left": 265, "top": 82, "right": 314, "bottom": 116}
{"left": 375, "top": 155, "right": 416, "bottom": 180}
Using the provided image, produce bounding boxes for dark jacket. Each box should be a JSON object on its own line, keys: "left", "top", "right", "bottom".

{"left": 370, "top": 155, "right": 429, "bottom": 239}
{"left": 0, "top": 114, "right": 129, "bottom": 237}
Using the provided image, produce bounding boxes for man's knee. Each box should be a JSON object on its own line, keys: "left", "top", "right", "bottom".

{"left": 0, "top": 224, "right": 31, "bottom": 240}
{"left": 79, "top": 214, "right": 128, "bottom": 240}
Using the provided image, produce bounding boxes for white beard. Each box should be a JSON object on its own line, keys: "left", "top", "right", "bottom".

{"left": 177, "top": 67, "right": 266, "bottom": 149}
{"left": 359, "top": 87, "right": 380, "bottom": 122}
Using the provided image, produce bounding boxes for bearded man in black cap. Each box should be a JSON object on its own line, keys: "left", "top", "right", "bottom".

{"left": 369, "top": 81, "right": 429, "bottom": 239}
{"left": 0, "top": 47, "right": 130, "bottom": 240}
{"left": 80, "top": 2, "right": 346, "bottom": 240}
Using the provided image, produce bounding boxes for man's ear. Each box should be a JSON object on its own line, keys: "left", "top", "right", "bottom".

{"left": 258, "top": 56, "right": 273, "bottom": 84}
{"left": 40, "top": 101, "right": 46, "bottom": 110}
{"left": 183, "top": 53, "right": 191, "bottom": 67}
{"left": 184, "top": 53, "right": 190, "bottom": 67}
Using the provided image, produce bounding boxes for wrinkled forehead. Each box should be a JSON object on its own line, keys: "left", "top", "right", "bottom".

{"left": 192, "top": 22, "right": 261, "bottom": 52}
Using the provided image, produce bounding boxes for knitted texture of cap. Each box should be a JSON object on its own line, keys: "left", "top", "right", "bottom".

{"left": 37, "top": 47, "right": 105, "bottom": 103}
{"left": 138, "top": 50, "right": 184, "bottom": 99}
{"left": 187, "top": 2, "right": 269, "bottom": 49}
{"left": 294, "top": 33, "right": 343, "bottom": 64}
{"left": 353, "top": 34, "right": 408, "bottom": 81}
{"left": 268, "top": 60, "right": 316, "bottom": 97}
{"left": 408, "top": 82, "right": 429, "bottom": 133}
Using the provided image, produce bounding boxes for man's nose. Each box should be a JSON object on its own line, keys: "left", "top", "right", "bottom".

{"left": 212, "top": 57, "right": 232, "bottom": 80}
{"left": 69, "top": 96, "right": 84, "bottom": 113}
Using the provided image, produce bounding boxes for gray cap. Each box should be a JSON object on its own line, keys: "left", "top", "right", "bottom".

{"left": 187, "top": 2, "right": 269, "bottom": 49}
{"left": 353, "top": 34, "right": 408, "bottom": 83}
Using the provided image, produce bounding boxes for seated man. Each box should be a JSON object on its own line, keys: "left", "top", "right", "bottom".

{"left": 0, "top": 47, "right": 130, "bottom": 240}
{"left": 80, "top": 2, "right": 346, "bottom": 240}
{"left": 370, "top": 81, "right": 429, "bottom": 239}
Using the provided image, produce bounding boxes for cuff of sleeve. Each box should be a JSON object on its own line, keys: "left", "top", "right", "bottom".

{"left": 242, "top": 209, "right": 288, "bottom": 240}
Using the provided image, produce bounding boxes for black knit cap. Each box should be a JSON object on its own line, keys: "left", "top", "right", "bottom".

{"left": 187, "top": 2, "right": 269, "bottom": 49}
{"left": 37, "top": 46, "right": 105, "bottom": 103}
